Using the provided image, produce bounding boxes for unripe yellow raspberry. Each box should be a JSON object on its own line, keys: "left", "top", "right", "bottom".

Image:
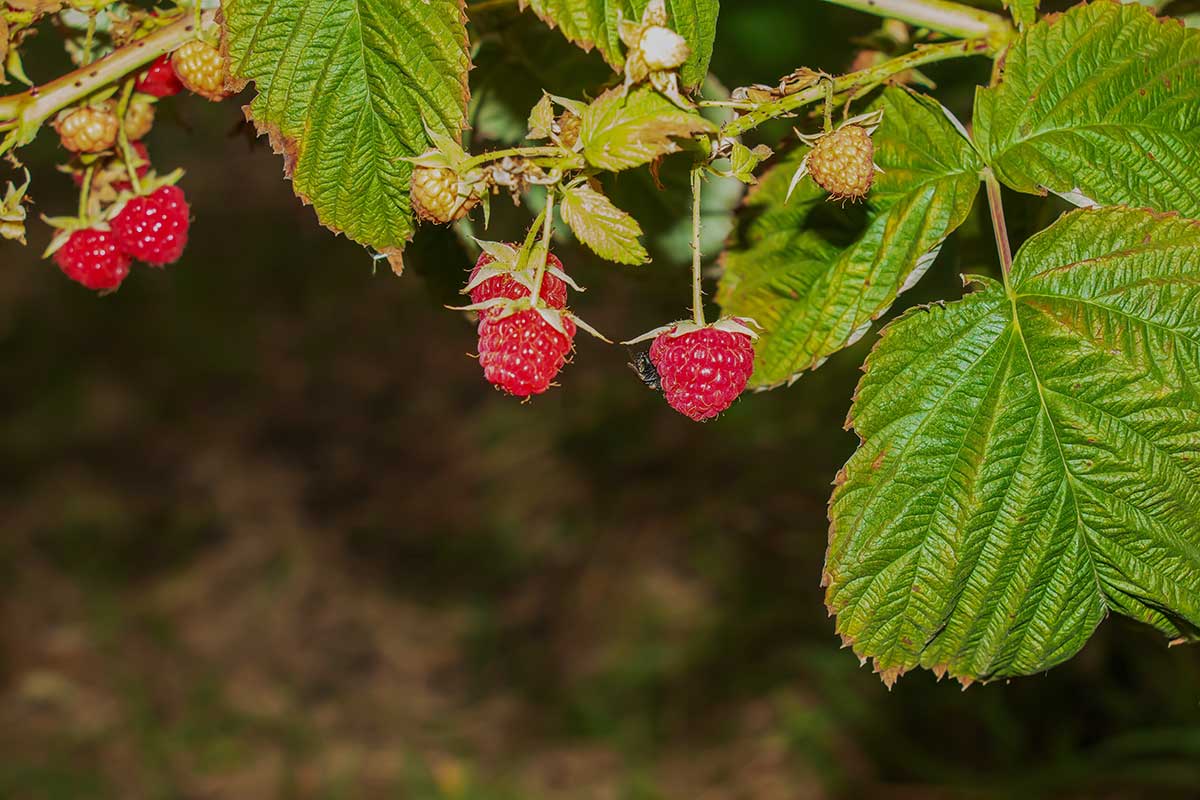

{"left": 171, "top": 41, "right": 227, "bottom": 102}
{"left": 554, "top": 112, "right": 582, "bottom": 149}
{"left": 807, "top": 125, "right": 876, "bottom": 201}
{"left": 411, "top": 165, "right": 479, "bottom": 224}
{"left": 639, "top": 26, "right": 690, "bottom": 72}
{"left": 56, "top": 103, "right": 119, "bottom": 153}
{"left": 124, "top": 99, "right": 155, "bottom": 141}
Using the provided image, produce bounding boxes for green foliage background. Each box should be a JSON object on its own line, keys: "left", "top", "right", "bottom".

{"left": 1, "top": 1, "right": 1199, "bottom": 798}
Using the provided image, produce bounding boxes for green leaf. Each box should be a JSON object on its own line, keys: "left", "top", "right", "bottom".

{"left": 717, "top": 89, "right": 982, "bottom": 390}
{"left": 827, "top": 206, "right": 1200, "bottom": 686}
{"left": 222, "top": 0, "right": 469, "bottom": 257}
{"left": 1003, "top": 0, "right": 1037, "bottom": 27}
{"left": 975, "top": 2, "right": 1200, "bottom": 217}
{"left": 519, "top": 0, "right": 718, "bottom": 88}
{"left": 580, "top": 86, "right": 716, "bottom": 172}
{"left": 559, "top": 182, "right": 650, "bottom": 264}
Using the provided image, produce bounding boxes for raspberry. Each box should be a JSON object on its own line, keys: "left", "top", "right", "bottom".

{"left": 171, "top": 41, "right": 227, "bottom": 101}
{"left": 411, "top": 165, "right": 478, "bottom": 224}
{"left": 136, "top": 54, "right": 184, "bottom": 98}
{"left": 649, "top": 326, "right": 755, "bottom": 421}
{"left": 53, "top": 228, "right": 131, "bottom": 291}
{"left": 639, "top": 26, "right": 690, "bottom": 71}
{"left": 469, "top": 249, "right": 568, "bottom": 310}
{"left": 477, "top": 309, "right": 576, "bottom": 397}
{"left": 110, "top": 185, "right": 190, "bottom": 266}
{"left": 56, "top": 104, "right": 119, "bottom": 153}
{"left": 554, "top": 112, "right": 581, "bottom": 149}
{"left": 806, "top": 124, "right": 876, "bottom": 201}
{"left": 124, "top": 99, "right": 155, "bottom": 141}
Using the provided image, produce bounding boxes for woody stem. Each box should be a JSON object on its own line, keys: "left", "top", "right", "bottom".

{"left": 0, "top": 11, "right": 215, "bottom": 153}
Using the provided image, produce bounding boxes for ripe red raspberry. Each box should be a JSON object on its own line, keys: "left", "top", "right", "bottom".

{"left": 469, "top": 249, "right": 568, "bottom": 310}
{"left": 56, "top": 103, "right": 119, "bottom": 153}
{"left": 171, "top": 41, "right": 227, "bottom": 101}
{"left": 411, "top": 164, "right": 478, "bottom": 223}
{"left": 110, "top": 185, "right": 190, "bottom": 266}
{"left": 807, "top": 124, "right": 876, "bottom": 201}
{"left": 136, "top": 54, "right": 184, "bottom": 98}
{"left": 53, "top": 228, "right": 131, "bottom": 291}
{"left": 649, "top": 326, "right": 755, "bottom": 421}
{"left": 477, "top": 309, "right": 576, "bottom": 397}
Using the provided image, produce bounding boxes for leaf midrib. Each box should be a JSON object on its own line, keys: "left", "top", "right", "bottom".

{"left": 1007, "top": 288, "right": 1108, "bottom": 615}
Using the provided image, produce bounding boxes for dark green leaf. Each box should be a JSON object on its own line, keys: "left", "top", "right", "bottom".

{"left": 827, "top": 206, "right": 1200, "bottom": 685}
{"left": 975, "top": 2, "right": 1200, "bottom": 216}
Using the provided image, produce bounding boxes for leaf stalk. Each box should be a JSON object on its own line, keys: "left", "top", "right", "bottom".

{"left": 983, "top": 168, "right": 1013, "bottom": 280}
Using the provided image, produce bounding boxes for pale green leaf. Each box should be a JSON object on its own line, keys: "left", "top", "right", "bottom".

{"left": 827, "top": 206, "right": 1200, "bottom": 685}
{"left": 222, "top": 0, "right": 469, "bottom": 256}
{"left": 528, "top": 94, "right": 555, "bottom": 139}
{"left": 717, "top": 89, "right": 982, "bottom": 390}
{"left": 1003, "top": 0, "right": 1037, "bottom": 27}
{"left": 519, "top": 0, "right": 718, "bottom": 88}
{"left": 580, "top": 86, "right": 716, "bottom": 172}
{"left": 975, "top": 2, "right": 1200, "bottom": 217}
{"left": 559, "top": 182, "right": 650, "bottom": 264}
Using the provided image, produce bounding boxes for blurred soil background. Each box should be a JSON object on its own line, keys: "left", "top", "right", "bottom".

{"left": 1, "top": 1, "right": 1199, "bottom": 798}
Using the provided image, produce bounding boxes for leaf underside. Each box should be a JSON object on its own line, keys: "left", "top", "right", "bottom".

{"left": 717, "top": 89, "right": 982, "bottom": 390}
{"left": 222, "top": 0, "right": 470, "bottom": 255}
{"left": 976, "top": 1, "right": 1200, "bottom": 216}
{"left": 826, "top": 206, "right": 1200, "bottom": 686}
{"left": 519, "top": 0, "right": 718, "bottom": 88}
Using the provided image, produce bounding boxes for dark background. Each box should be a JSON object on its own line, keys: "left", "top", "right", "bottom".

{"left": 2, "top": 1, "right": 1199, "bottom": 798}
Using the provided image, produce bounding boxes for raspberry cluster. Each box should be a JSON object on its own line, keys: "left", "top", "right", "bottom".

{"left": 48, "top": 39, "right": 228, "bottom": 291}
{"left": 52, "top": 184, "right": 191, "bottom": 291}
{"left": 466, "top": 249, "right": 577, "bottom": 397}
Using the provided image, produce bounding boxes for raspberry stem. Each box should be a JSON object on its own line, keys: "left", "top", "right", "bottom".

{"left": 461, "top": 146, "right": 581, "bottom": 172}
{"left": 78, "top": 163, "right": 96, "bottom": 220}
{"left": 528, "top": 187, "right": 556, "bottom": 305}
{"left": 690, "top": 165, "right": 706, "bottom": 326}
{"left": 115, "top": 78, "right": 143, "bottom": 195}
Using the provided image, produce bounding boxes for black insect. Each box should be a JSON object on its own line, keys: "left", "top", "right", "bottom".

{"left": 628, "top": 350, "right": 661, "bottom": 392}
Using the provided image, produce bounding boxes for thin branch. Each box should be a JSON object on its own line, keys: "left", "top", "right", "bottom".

{"left": 719, "top": 39, "right": 991, "bottom": 140}
{"left": 0, "top": 11, "right": 216, "bottom": 149}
